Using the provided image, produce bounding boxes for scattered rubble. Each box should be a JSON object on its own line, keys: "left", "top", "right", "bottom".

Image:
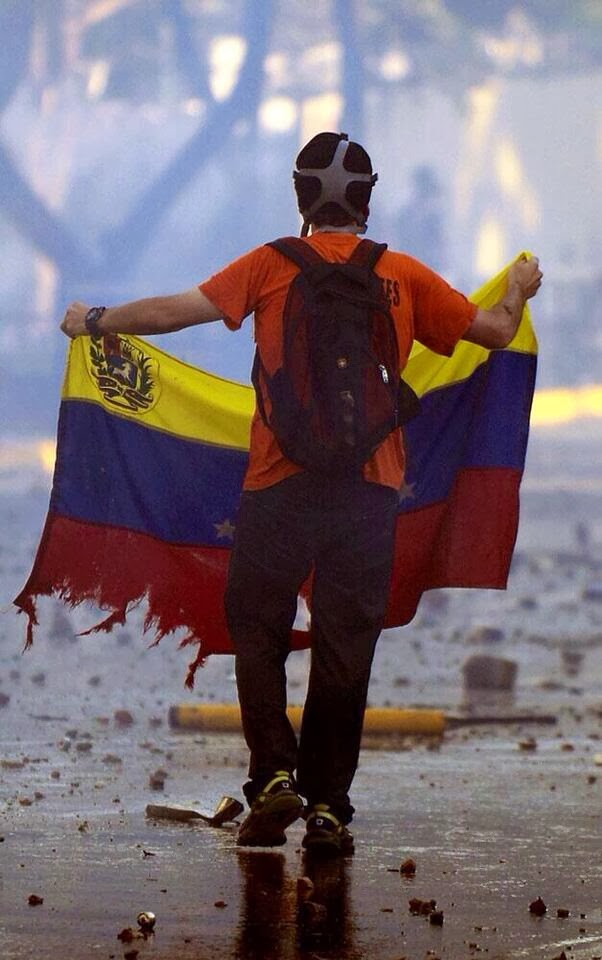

{"left": 466, "top": 625, "right": 505, "bottom": 645}
{"left": 400, "top": 858, "right": 417, "bottom": 877}
{"left": 463, "top": 655, "right": 517, "bottom": 691}
{"left": 409, "top": 898, "right": 438, "bottom": 916}
{"left": 529, "top": 897, "right": 547, "bottom": 916}
{"left": 114, "top": 710, "right": 135, "bottom": 727}
{"left": 148, "top": 769, "right": 168, "bottom": 790}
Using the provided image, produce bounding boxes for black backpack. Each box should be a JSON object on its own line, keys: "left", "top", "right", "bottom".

{"left": 251, "top": 236, "right": 420, "bottom": 475}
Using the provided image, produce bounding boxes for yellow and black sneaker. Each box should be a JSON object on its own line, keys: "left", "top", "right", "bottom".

{"left": 237, "top": 771, "right": 304, "bottom": 847}
{"left": 302, "top": 804, "right": 355, "bottom": 856}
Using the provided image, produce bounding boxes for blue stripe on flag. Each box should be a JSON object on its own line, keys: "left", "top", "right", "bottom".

{"left": 51, "top": 400, "right": 248, "bottom": 545}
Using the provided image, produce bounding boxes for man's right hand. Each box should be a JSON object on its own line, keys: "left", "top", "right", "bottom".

{"left": 463, "top": 254, "right": 543, "bottom": 350}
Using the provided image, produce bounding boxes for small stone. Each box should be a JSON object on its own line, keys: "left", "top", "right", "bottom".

{"left": 529, "top": 896, "right": 547, "bottom": 916}
{"left": 102, "top": 754, "right": 123, "bottom": 765}
{"left": 429, "top": 910, "right": 444, "bottom": 926}
{"left": 557, "top": 907, "right": 570, "bottom": 918}
{"left": 214, "top": 900, "right": 227, "bottom": 909}
{"left": 28, "top": 894, "right": 44, "bottom": 906}
{"left": 400, "top": 858, "right": 417, "bottom": 876}
{"left": 463, "top": 654, "right": 517, "bottom": 691}
{"left": 518, "top": 737, "right": 538, "bottom": 752}
{"left": 409, "top": 897, "right": 437, "bottom": 916}
{"left": 149, "top": 770, "right": 167, "bottom": 790}
{"left": 114, "top": 710, "right": 135, "bottom": 727}
{"left": 466, "top": 625, "right": 505, "bottom": 645}
{"left": 1, "top": 759, "right": 26, "bottom": 770}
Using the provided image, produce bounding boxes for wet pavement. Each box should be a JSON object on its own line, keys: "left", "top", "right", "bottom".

{"left": 1, "top": 717, "right": 602, "bottom": 960}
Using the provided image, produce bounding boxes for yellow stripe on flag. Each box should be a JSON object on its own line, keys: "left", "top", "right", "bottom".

{"left": 63, "top": 334, "right": 254, "bottom": 448}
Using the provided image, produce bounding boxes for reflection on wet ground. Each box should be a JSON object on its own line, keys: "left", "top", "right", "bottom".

{"left": 237, "top": 852, "right": 295, "bottom": 959}
{"left": 236, "top": 851, "right": 353, "bottom": 959}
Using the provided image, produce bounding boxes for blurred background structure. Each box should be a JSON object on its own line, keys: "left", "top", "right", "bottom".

{"left": 0, "top": 0, "right": 600, "bottom": 438}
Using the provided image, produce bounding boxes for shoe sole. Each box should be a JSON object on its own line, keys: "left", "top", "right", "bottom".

{"left": 302, "top": 830, "right": 354, "bottom": 857}
{"left": 237, "top": 793, "right": 303, "bottom": 847}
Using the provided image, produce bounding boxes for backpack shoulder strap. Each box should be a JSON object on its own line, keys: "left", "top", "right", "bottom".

{"left": 348, "top": 239, "right": 388, "bottom": 270}
{"left": 266, "top": 236, "right": 325, "bottom": 271}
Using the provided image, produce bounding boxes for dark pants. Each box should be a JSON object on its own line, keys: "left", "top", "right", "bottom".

{"left": 224, "top": 472, "right": 398, "bottom": 824}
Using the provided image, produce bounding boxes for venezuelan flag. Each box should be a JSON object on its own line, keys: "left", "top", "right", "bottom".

{"left": 14, "top": 255, "right": 536, "bottom": 686}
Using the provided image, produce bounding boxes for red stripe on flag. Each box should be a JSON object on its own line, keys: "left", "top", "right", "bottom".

{"left": 386, "top": 466, "right": 521, "bottom": 626}
{"left": 14, "top": 514, "right": 311, "bottom": 683}
{"left": 15, "top": 467, "right": 521, "bottom": 683}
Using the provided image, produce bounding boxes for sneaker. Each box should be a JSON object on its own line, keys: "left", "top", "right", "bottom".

{"left": 302, "top": 804, "right": 355, "bottom": 856}
{"left": 237, "top": 771, "right": 304, "bottom": 847}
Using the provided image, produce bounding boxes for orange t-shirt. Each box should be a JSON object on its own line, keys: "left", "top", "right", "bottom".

{"left": 199, "top": 232, "right": 476, "bottom": 491}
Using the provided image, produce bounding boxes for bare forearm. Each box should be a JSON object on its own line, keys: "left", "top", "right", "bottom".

{"left": 483, "top": 281, "right": 526, "bottom": 347}
{"left": 61, "top": 287, "right": 222, "bottom": 339}
{"left": 99, "top": 295, "right": 200, "bottom": 335}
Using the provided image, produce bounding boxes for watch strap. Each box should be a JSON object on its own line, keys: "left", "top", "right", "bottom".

{"left": 85, "top": 306, "right": 107, "bottom": 338}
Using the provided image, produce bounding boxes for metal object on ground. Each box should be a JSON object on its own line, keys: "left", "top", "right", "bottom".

{"left": 211, "top": 795, "right": 245, "bottom": 825}
{"left": 137, "top": 911, "right": 156, "bottom": 932}
{"left": 145, "top": 796, "right": 244, "bottom": 825}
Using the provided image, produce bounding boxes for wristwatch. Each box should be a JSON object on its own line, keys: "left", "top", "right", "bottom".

{"left": 84, "top": 306, "right": 107, "bottom": 338}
